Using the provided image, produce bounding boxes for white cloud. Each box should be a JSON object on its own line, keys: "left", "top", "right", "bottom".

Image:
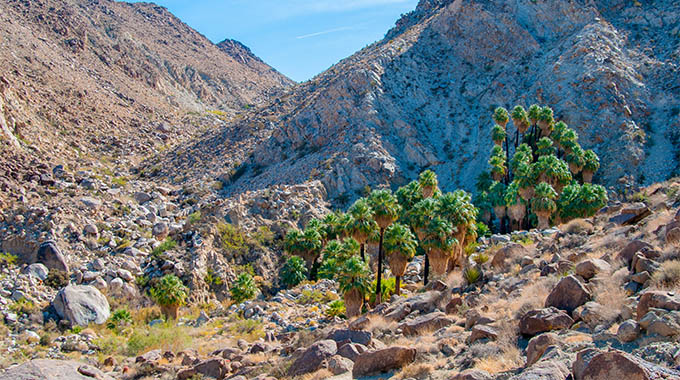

{"left": 295, "top": 26, "right": 358, "bottom": 39}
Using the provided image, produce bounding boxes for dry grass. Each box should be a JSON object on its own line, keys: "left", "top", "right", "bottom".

{"left": 393, "top": 362, "right": 435, "bottom": 379}
{"left": 473, "top": 345, "right": 522, "bottom": 373}
{"left": 651, "top": 260, "right": 680, "bottom": 291}
{"left": 297, "top": 368, "right": 334, "bottom": 380}
{"left": 592, "top": 264, "right": 628, "bottom": 323}
{"left": 563, "top": 333, "right": 593, "bottom": 344}
{"left": 364, "top": 315, "right": 398, "bottom": 334}
{"left": 564, "top": 219, "right": 594, "bottom": 235}
{"left": 389, "top": 334, "right": 439, "bottom": 354}
{"left": 484, "top": 276, "right": 556, "bottom": 321}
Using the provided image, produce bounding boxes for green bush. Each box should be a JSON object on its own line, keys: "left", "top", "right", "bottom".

{"left": 369, "top": 277, "right": 396, "bottom": 305}
{"left": 326, "top": 300, "right": 346, "bottom": 319}
{"left": 204, "top": 268, "right": 223, "bottom": 291}
{"left": 463, "top": 267, "right": 482, "bottom": 285}
{"left": 107, "top": 309, "right": 132, "bottom": 331}
{"left": 279, "top": 256, "right": 307, "bottom": 288}
{"left": 216, "top": 223, "right": 249, "bottom": 256}
{"left": 0, "top": 252, "right": 17, "bottom": 268}
{"left": 149, "top": 275, "right": 188, "bottom": 307}
{"left": 44, "top": 269, "right": 70, "bottom": 289}
{"left": 151, "top": 238, "right": 177, "bottom": 258}
{"left": 188, "top": 211, "right": 202, "bottom": 224}
{"left": 230, "top": 273, "right": 258, "bottom": 304}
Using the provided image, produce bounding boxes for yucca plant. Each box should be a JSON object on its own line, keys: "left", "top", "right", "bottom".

{"left": 582, "top": 150, "right": 600, "bottom": 183}
{"left": 491, "top": 124, "right": 507, "bottom": 146}
{"left": 511, "top": 105, "right": 530, "bottom": 134}
{"left": 493, "top": 107, "right": 510, "bottom": 128}
{"left": 531, "top": 182, "right": 558, "bottom": 229}
{"left": 418, "top": 170, "right": 438, "bottom": 198}
{"left": 383, "top": 223, "right": 417, "bottom": 295}
{"left": 149, "top": 274, "right": 188, "bottom": 320}
{"left": 462, "top": 266, "right": 482, "bottom": 286}
{"left": 367, "top": 189, "right": 401, "bottom": 304}
{"left": 337, "top": 255, "right": 371, "bottom": 318}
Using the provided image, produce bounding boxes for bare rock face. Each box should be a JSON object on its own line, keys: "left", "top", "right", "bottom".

{"left": 617, "top": 240, "right": 655, "bottom": 266}
{"left": 520, "top": 307, "right": 574, "bottom": 336}
{"left": 579, "top": 350, "right": 680, "bottom": 380}
{"left": 52, "top": 285, "right": 110, "bottom": 327}
{"left": 0, "top": 359, "right": 115, "bottom": 380}
{"left": 287, "top": 340, "right": 337, "bottom": 377}
{"left": 352, "top": 346, "right": 416, "bottom": 377}
{"left": 574, "top": 259, "right": 611, "bottom": 280}
{"left": 545, "top": 275, "right": 591, "bottom": 314}
{"left": 168, "top": 0, "right": 680, "bottom": 203}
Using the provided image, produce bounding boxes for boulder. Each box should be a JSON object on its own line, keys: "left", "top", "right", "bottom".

{"left": 545, "top": 275, "right": 591, "bottom": 314}
{"left": 328, "top": 328, "right": 372, "bottom": 346}
{"left": 616, "top": 320, "right": 640, "bottom": 343}
{"left": 491, "top": 243, "right": 528, "bottom": 268}
{"left": 383, "top": 302, "right": 412, "bottom": 321}
{"left": 400, "top": 311, "right": 455, "bottom": 336}
{"left": 134, "top": 192, "right": 152, "bottom": 204}
{"left": 52, "top": 285, "right": 110, "bottom": 326}
{"left": 36, "top": 241, "right": 68, "bottom": 272}
{"left": 573, "top": 348, "right": 602, "bottom": 380}
{"left": 637, "top": 291, "right": 680, "bottom": 320}
{"left": 573, "top": 302, "right": 609, "bottom": 326}
{"left": 641, "top": 311, "right": 680, "bottom": 337}
{"left": 287, "top": 340, "right": 337, "bottom": 377}
{"left": 609, "top": 204, "right": 652, "bottom": 226}
{"left": 579, "top": 350, "right": 680, "bottom": 379}
{"left": 617, "top": 240, "right": 654, "bottom": 266}
{"left": 467, "top": 325, "right": 498, "bottom": 344}
{"left": 152, "top": 222, "right": 169, "bottom": 240}
{"left": 21, "top": 263, "right": 49, "bottom": 281}
{"left": 0, "top": 359, "right": 115, "bottom": 380}
{"left": 574, "top": 259, "right": 610, "bottom": 280}
{"left": 324, "top": 355, "right": 353, "bottom": 375}
{"left": 352, "top": 346, "right": 416, "bottom": 377}
{"left": 525, "top": 333, "right": 558, "bottom": 367}
{"left": 192, "top": 358, "right": 231, "bottom": 379}
{"left": 445, "top": 296, "right": 463, "bottom": 314}
{"left": 511, "top": 359, "right": 570, "bottom": 379}
{"left": 520, "top": 307, "right": 574, "bottom": 336}
{"left": 337, "top": 342, "right": 367, "bottom": 361}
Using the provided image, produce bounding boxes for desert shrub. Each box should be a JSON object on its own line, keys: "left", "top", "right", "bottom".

{"left": 107, "top": 309, "right": 132, "bottom": 331}
{"left": 463, "top": 267, "right": 482, "bottom": 285}
{"left": 0, "top": 252, "right": 17, "bottom": 268}
{"left": 326, "top": 300, "right": 346, "bottom": 319}
{"left": 652, "top": 260, "right": 680, "bottom": 290}
{"left": 204, "top": 268, "right": 224, "bottom": 291}
{"left": 296, "top": 289, "right": 338, "bottom": 305}
{"left": 126, "top": 323, "right": 191, "bottom": 356}
{"left": 188, "top": 211, "right": 202, "bottom": 224}
{"left": 279, "top": 256, "right": 307, "bottom": 289}
{"left": 9, "top": 297, "right": 37, "bottom": 315}
{"left": 369, "top": 277, "right": 396, "bottom": 305}
{"left": 472, "top": 252, "right": 490, "bottom": 265}
{"left": 216, "top": 222, "right": 249, "bottom": 256}
{"left": 151, "top": 238, "right": 177, "bottom": 258}
{"left": 44, "top": 269, "right": 70, "bottom": 289}
{"left": 227, "top": 319, "right": 265, "bottom": 341}
{"left": 230, "top": 273, "right": 258, "bottom": 303}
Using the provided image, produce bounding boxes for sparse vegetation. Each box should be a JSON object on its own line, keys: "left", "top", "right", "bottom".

{"left": 0, "top": 252, "right": 18, "bottom": 268}
{"left": 44, "top": 269, "right": 70, "bottom": 289}
{"left": 151, "top": 238, "right": 177, "bottom": 258}
{"left": 149, "top": 274, "right": 188, "bottom": 320}
{"left": 279, "top": 256, "right": 308, "bottom": 289}
{"left": 230, "top": 273, "right": 258, "bottom": 304}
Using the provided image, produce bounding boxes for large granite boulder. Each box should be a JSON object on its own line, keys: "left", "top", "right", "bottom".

{"left": 0, "top": 359, "right": 114, "bottom": 380}
{"left": 52, "top": 285, "right": 110, "bottom": 326}
{"left": 352, "top": 346, "right": 416, "bottom": 377}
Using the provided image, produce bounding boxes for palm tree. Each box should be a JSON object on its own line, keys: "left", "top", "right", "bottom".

{"left": 318, "top": 240, "right": 343, "bottom": 280}
{"left": 582, "top": 150, "right": 600, "bottom": 183}
{"left": 493, "top": 107, "right": 509, "bottom": 128}
{"left": 528, "top": 104, "right": 541, "bottom": 126}
{"left": 284, "top": 228, "right": 322, "bottom": 278}
{"left": 491, "top": 124, "right": 507, "bottom": 146}
{"left": 149, "top": 274, "right": 188, "bottom": 320}
{"left": 532, "top": 182, "right": 558, "bottom": 229}
{"left": 560, "top": 129, "right": 579, "bottom": 154}
{"left": 515, "top": 162, "right": 536, "bottom": 201}
{"left": 418, "top": 170, "right": 438, "bottom": 198}
{"left": 367, "top": 189, "right": 401, "bottom": 304}
{"left": 337, "top": 255, "right": 371, "bottom": 318}
{"left": 511, "top": 105, "right": 530, "bottom": 134}
{"left": 421, "top": 217, "right": 456, "bottom": 277}
{"left": 396, "top": 180, "right": 424, "bottom": 224}
{"left": 321, "top": 212, "right": 341, "bottom": 243}
{"left": 489, "top": 181, "right": 507, "bottom": 222}
{"left": 505, "top": 181, "right": 526, "bottom": 231}
{"left": 408, "top": 197, "right": 438, "bottom": 284}
{"left": 348, "top": 198, "right": 378, "bottom": 261}
{"left": 537, "top": 106, "right": 554, "bottom": 136}
{"left": 565, "top": 145, "right": 585, "bottom": 175}
{"left": 336, "top": 212, "right": 354, "bottom": 239}
{"left": 437, "top": 191, "right": 478, "bottom": 269}
{"left": 536, "top": 137, "right": 555, "bottom": 157}
{"left": 383, "top": 223, "right": 417, "bottom": 295}
{"left": 533, "top": 154, "right": 571, "bottom": 193}
{"left": 489, "top": 146, "right": 507, "bottom": 182}
{"left": 551, "top": 121, "right": 568, "bottom": 156}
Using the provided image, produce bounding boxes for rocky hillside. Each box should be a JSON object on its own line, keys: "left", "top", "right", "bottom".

{"left": 1, "top": 179, "right": 679, "bottom": 380}
{"left": 0, "top": 0, "right": 292, "bottom": 205}
{"left": 152, "top": 0, "right": 680, "bottom": 205}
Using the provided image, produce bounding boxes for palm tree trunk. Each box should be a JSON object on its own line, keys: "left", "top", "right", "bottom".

{"left": 360, "top": 243, "right": 365, "bottom": 262}
{"left": 395, "top": 275, "right": 401, "bottom": 296}
{"left": 376, "top": 227, "right": 384, "bottom": 304}
{"left": 515, "top": 128, "right": 520, "bottom": 148}
{"left": 424, "top": 251, "right": 429, "bottom": 285}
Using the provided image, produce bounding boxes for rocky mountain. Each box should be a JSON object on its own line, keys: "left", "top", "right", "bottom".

{"left": 0, "top": 0, "right": 292, "bottom": 205}
{"left": 152, "top": 0, "right": 679, "bottom": 205}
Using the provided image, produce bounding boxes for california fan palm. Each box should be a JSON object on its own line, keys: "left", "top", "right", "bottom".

{"left": 531, "top": 182, "right": 558, "bottom": 230}
{"left": 367, "top": 189, "right": 401, "bottom": 304}
{"left": 418, "top": 170, "right": 438, "bottom": 198}
{"left": 348, "top": 198, "right": 378, "bottom": 261}
{"left": 511, "top": 105, "right": 530, "bottom": 134}
{"left": 582, "top": 150, "right": 600, "bottom": 183}
{"left": 493, "top": 107, "right": 509, "bottom": 128}
{"left": 337, "top": 255, "right": 371, "bottom": 318}
{"left": 421, "top": 217, "right": 456, "bottom": 277}
{"left": 383, "top": 223, "right": 417, "bottom": 295}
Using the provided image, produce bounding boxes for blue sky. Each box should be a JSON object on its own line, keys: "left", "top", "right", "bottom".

{"left": 128, "top": 0, "right": 419, "bottom": 82}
